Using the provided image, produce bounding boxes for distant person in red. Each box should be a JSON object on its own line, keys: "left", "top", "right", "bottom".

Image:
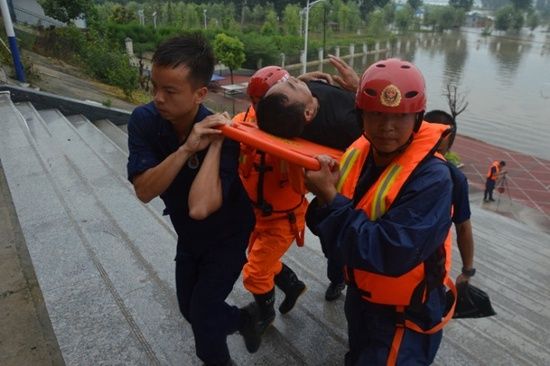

{"left": 484, "top": 161, "right": 506, "bottom": 202}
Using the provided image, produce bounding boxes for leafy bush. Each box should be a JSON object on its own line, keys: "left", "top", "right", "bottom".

{"left": 34, "top": 25, "right": 86, "bottom": 62}
{"left": 445, "top": 151, "right": 462, "bottom": 167}
{"left": 83, "top": 39, "right": 138, "bottom": 98}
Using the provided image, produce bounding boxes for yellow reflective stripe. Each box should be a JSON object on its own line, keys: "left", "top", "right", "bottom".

{"left": 371, "top": 164, "right": 402, "bottom": 220}
{"left": 337, "top": 149, "right": 360, "bottom": 192}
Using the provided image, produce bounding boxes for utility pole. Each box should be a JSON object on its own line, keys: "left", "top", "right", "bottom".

{"left": 0, "top": 0, "right": 25, "bottom": 82}
{"left": 302, "top": 0, "right": 326, "bottom": 75}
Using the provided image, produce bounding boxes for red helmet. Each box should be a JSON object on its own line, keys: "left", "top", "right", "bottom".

{"left": 356, "top": 58, "right": 426, "bottom": 114}
{"left": 247, "top": 66, "right": 289, "bottom": 100}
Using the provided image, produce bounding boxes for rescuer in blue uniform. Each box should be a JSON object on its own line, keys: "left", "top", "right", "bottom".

{"left": 304, "top": 59, "right": 454, "bottom": 365}
{"left": 424, "top": 109, "right": 477, "bottom": 284}
{"left": 127, "top": 35, "right": 259, "bottom": 366}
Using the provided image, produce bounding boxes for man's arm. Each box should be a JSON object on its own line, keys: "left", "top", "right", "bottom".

{"left": 188, "top": 138, "right": 223, "bottom": 220}
{"left": 311, "top": 160, "right": 453, "bottom": 275}
{"left": 455, "top": 219, "right": 475, "bottom": 284}
{"left": 133, "top": 146, "right": 193, "bottom": 203}
{"left": 132, "top": 114, "right": 225, "bottom": 203}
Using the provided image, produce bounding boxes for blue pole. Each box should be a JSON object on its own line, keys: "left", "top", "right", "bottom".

{"left": 0, "top": 0, "right": 26, "bottom": 82}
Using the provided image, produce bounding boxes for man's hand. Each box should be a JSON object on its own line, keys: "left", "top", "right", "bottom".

{"left": 298, "top": 71, "right": 335, "bottom": 85}
{"left": 182, "top": 113, "right": 228, "bottom": 154}
{"left": 328, "top": 55, "right": 360, "bottom": 92}
{"left": 455, "top": 273, "right": 471, "bottom": 285}
{"left": 305, "top": 155, "right": 340, "bottom": 204}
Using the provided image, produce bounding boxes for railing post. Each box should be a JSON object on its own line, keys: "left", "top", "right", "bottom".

{"left": 0, "top": 0, "right": 26, "bottom": 82}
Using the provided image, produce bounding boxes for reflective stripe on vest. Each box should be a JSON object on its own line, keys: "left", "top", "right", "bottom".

{"left": 338, "top": 122, "right": 451, "bottom": 306}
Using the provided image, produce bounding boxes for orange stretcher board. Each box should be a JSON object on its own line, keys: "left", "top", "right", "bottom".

{"left": 219, "top": 122, "right": 344, "bottom": 170}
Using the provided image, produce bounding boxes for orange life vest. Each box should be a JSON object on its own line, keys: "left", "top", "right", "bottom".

{"left": 487, "top": 160, "right": 500, "bottom": 181}
{"left": 233, "top": 105, "right": 256, "bottom": 124}
{"left": 233, "top": 106, "right": 306, "bottom": 245}
{"left": 337, "top": 122, "right": 456, "bottom": 337}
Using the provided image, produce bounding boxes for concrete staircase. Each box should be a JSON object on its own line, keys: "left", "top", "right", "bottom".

{"left": 1, "top": 91, "right": 549, "bottom": 365}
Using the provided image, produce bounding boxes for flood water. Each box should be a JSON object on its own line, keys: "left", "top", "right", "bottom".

{"left": 314, "top": 29, "right": 550, "bottom": 160}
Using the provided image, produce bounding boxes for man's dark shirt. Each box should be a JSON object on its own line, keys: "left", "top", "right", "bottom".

{"left": 127, "top": 102, "right": 254, "bottom": 247}
{"left": 448, "top": 162, "right": 471, "bottom": 224}
{"left": 301, "top": 81, "right": 363, "bottom": 151}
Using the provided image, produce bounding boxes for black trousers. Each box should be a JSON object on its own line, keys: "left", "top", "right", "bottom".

{"left": 175, "top": 234, "right": 248, "bottom": 364}
{"left": 484, "top": 179, "right": 496, "bottom": 200}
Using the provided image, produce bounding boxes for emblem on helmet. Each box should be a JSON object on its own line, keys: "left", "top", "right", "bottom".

{"left": 380, "top": 84, "right": 402, "bottom": 107}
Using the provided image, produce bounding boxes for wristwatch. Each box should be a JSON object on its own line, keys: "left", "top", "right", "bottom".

{"left": 461, "top": 267, "right": 476, "bottom": 277}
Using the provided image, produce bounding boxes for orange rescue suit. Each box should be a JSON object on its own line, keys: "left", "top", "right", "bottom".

{"left": 234, "top": 107, "right": 308, "bottom": 295}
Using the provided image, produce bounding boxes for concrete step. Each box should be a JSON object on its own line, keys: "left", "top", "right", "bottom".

{"left": 2, "top": 92, "right": 550, "bottom": 365}
{"left": 66, "top": 114, "right": 128, "bottom": 175}
{"left": 119, "top": 122, "right": 128, "bottom": 134}
{"left": 66, "top": 114, "right": 167, "bottom": 219}
{"left": 0, "top": 95, "right": 159, "bottom": 365}
{"left": 12, "top": 102, "right": 198, "bottom": 365}
{"left": 93, "top": 118, "right": 128, "bottom": 154}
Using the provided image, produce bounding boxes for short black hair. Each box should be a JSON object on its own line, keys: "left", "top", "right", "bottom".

{"left": 152, "top": 34, "right": 214, "bottom": 88}
{"left": 424, "top": 110, "right": 454, "bottom": 126}
{"left": 424, "top": 109, "right": 457, "bottom": 149}
{"left": 500, "top": 161, "right": 506, "bottom": 166}
{"left": 256, "top": 93, "right": 306, "bottom": 138}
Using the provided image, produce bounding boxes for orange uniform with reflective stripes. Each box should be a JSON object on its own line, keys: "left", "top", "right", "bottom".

{"left": 487, "top": 160, "right": 501, "bottom": 181}
{"left": 337, "top": 123, "right": 456, "bottom": 365}
{"left": 233, "top": 106, "right": 308, "bottom": 295}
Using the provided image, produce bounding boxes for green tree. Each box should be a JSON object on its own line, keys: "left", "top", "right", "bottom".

{"left": 109, "top": 4, "right": 136, "bottom": 24}
{"left": 382, "top": 3, "right": 396, "bottom": 27}
{"left": 510, "top": 0, "right": 533, "bottom": 10}
{"left": 251, "top": 4, "right": 267, "bottom": 23}
{"left": 494, "top": 5, "right": 515, "bottom": 30}
{"left": 213, "top": 33, "right": 245, "bottom": 84}
{"left": 526, "top": 11, "right": 540, "bottom": 31}
{"left": 408, "top": 0, "right": 423, "bottom": 11}
{"left": 395, "top": 5, "right": 414, "bottom": 33}
{"left": 282, "top": 4, "right": 300, "bottom": 35}
{"left": 261, "top": 9, "right": 279, "bottom": 35}
{"left": 436, "top": 6, "right": 460, "bottom": 31}
{"left": 367, "top": 10, "right": 386, "bottom": 37}
{"left": 39, "top": 0, "right": 93, "bottom": 23}
{"left": 511, "top": 9, "right": 525, "bottom": 30}
{"left": 449, "top": 0, "right": 474, "bottom": 11}
{"left": 360, "top": 0, "right": 390, "bottom": 17}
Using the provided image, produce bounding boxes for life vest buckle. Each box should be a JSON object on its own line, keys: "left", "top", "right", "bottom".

{"left": 395, "top": 307, "right": 406, "bottom": 327}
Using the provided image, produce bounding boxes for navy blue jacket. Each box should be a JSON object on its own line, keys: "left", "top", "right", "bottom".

{"left": 127, "top": 102, "right": 254, "bottom": 247}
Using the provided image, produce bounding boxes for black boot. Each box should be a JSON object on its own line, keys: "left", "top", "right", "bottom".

{"left": 274, "top": 263, "right": 306, "bottom": 314}
{"left": 238, "top": 303, "right": 262, "bottom": 353}
{"left": 254, "top": 288, "right": 276, "bottom": 334}
{"left": 325, "top": 281, "right": 346, "bottom": 301}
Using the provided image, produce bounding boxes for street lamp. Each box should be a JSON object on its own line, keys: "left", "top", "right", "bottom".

{"left": 302, "top": 0, "right": 326, "bottom": 74}
{"left": 203, "top": 9, "right": 207, "bottom": 29}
